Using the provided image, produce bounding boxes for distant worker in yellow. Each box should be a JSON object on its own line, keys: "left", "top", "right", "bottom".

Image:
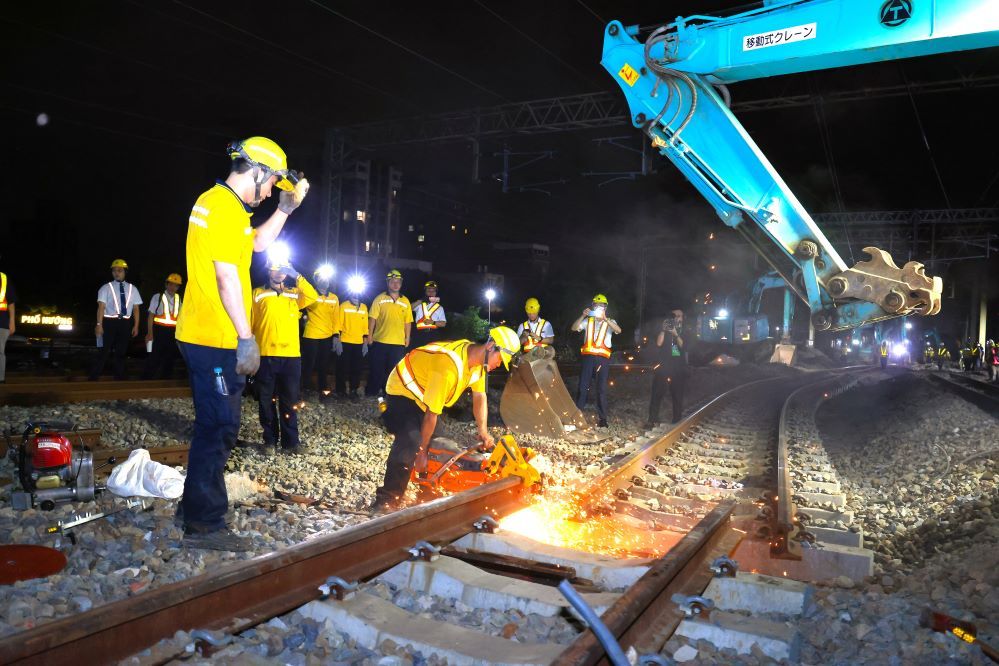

{"left": 879, "top": 339, "right": 890, "bottom": 369}
{"left": 371, "top": 326, "right": 521, "bottom": 513}
{"left": 143, "top": 273, "right": 184, "bottom": 379}
{"left": 252, "top": 261, "right": 318, "bottom": 452}
{"left": 301, "top": 264, "right": 339, "bottom": 397}
{"left": 0, "top": 266, "right": 16, "bottom": 384}
{"left": 517, "top": 297, "right": 554, "bottom": 355}
{"left": 175, "top": 136, "right": 309, "bottom": 551}
{"left": 936, "top": 343, "right": 951, "bottom": 370}
{"left": 411, "top": 280, "right": 447, "bottom": 347}
{"left": 366, "top": 269, "right": 413, "bottom": 397}
{"left": 572, "top": 294, "right": 621, "bottom": 428}
{"left": 336, "top": 279, "right": 369, "bottom": 399}
{"left": 90, "top": 258, "right": 143, "bottom": 381}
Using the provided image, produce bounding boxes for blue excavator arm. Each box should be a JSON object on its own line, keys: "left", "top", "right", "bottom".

{"left": 602, "top": 0, "right": 999, "bottom": 332}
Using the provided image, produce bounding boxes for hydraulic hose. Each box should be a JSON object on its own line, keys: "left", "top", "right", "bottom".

{"left": 557, "top": 579, "right": 629, "bottom": 666}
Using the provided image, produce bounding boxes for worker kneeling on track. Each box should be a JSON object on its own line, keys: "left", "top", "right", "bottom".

{"left": 371, "top": 326, "right": 520, "bottom": 513}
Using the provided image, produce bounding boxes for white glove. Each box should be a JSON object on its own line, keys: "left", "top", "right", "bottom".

{"left": 362, "top": 342, "right": 369, "bottom": 357}
{"left": 278, "top": 175, "right": 310, "bottom": 214}
{"left": 332, "top": 336, "right": 343, "bottom": 355}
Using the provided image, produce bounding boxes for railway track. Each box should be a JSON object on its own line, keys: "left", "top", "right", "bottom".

{"left": 0, "top": 378, "right": 190, "bottom": 406}
{"left": 0, "top": 368, "right": 874, "bottom": 665}
{"left": 927, "top": 371, "right": 999, "bottom": 416}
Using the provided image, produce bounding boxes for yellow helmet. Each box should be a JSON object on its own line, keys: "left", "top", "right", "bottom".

{"left": 424, "top": 280, "right": 438, "bottom": 290}
{"left": 166, "top": 273, "right": 183, "bottom": 285}
{"left": 488, "top": 326, "right": 521, "bottom": 370}
{"left": 228, "top": 137, "right": 296, "bottom": 192}
{"left": 592, "top": 293, "right": 608, "bottom": 305}
{"left": 525, "top": 297, "right": 540, "bottom": 314}
{"left": 386, "top": 269, "right": 403, "bottom": 280}
{"left": 110, "top": 259, "right": 128, "bottom": 270}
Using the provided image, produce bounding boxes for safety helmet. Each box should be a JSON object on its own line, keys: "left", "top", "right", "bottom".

{"left": 228, "top": 137, "right": 296, "bottom": 192}
{"left": 488, "top": 326, "right": 521, "bottom": 370}
{"left": 525, "top": 297, "right": 540, "bottom": 314}
{"left": 424, "top": 280, "right": 438, "bottom": 290}
{"left": 110, "top": 259, "right": 128, "bottom": 270}
{"left": 386, "top": 269, "right": 403, "bottom": 280}
{"left": 166, "top": 273, "right": 183, "bottom": 285}
{"left": 592, "top": 293, "right": 608, "bottom": 305}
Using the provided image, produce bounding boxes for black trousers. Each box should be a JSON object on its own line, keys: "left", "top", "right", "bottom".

{"left": 375, "top": 395, "right": 444, "bottom": 505}
{"left": 90, "top": 317, "right": 132, "bottom": 380}
{"left": 649, "top": 368, "right": 686, "bottom": 423}
{"left": 410, "top": 327, "right": 441, "bottom": 348}
{"left": 142, "top": 325, "right": 179, "bottom": 379}
{"left": 575, "top": 354, "right": 609, "bottom": 421}
{"left": 301, "top": 336, "right": 334, "bottom": 392}
{"left": 366, "top": 342, "right": 407, "bottom": 396}
{"left": 337, "top": 342, "right": 364, "bottom": 395}
{"left": 880, "top": 355, "right": 888, "bottom": 369}
{"left": 256, "top": 356, "right": 302, "bottom": 449}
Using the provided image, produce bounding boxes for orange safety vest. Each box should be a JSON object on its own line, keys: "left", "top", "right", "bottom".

{"left": 581, "top": 317, "right": 611, "bottom": 358}
{"left": 0, "top": 272, "right": 7, "bottom": 312}
{"left": 521, "top": 318, "right": 548, "bottom": 352}
{"left": 153, "top": 293, "right": 181, "bottom": 327}
{"left": 415, "top": 301, "right": 442, "bottom": 330}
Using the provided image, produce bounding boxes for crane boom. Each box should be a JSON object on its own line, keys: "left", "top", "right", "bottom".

{"left": 602, "top": 0, "right": 999, "bottom": 331}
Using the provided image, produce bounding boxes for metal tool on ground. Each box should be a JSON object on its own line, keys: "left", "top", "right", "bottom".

{"left": 500, "top": 347, "right": 604, "bottom": 443}
{"left": 46, "top": 497, "right": 153, "bottom": 544}
{"left": 414, "top": 433, "right": 542, "bottom": 495}
{"left": 8, "top": 421, "right": 111, "bottom": 510}
{"left": 920, "top": 607, "right": 999, "bottom": 663}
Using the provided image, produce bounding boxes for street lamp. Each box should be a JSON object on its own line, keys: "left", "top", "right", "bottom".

{"left": 485, "top": 288, "right": 497, "bottom": 324}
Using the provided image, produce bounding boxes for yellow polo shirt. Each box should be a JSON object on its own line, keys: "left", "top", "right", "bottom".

{"left": 303, "top": 292, "right": 340, "bottom": 339}
{"left": 250, "top": 276, "right": 318, "bottom": 357}
{"left": 369, "top": 292, "right": 413, "bottom": 346}
{"left": 386, "top": 340, "right": 486, "bottom": 414}
{"left": 339, "top": 301, "right": 369, "bottom": 344}
{"left": 176, "top": 181, "right": 255, "bottom": 349}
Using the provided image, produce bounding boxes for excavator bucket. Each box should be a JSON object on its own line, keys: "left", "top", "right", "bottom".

{"left": 500, "top": 348, "right": 604, "bottom": 444}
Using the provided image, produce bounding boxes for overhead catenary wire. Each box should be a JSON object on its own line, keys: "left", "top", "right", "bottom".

{"left": 900, "top": 64, "right": 953, "bottom": 209}
{"left": 575, "top": 0, "right": 606, "bottom": 25}
{"left": 304, "top": 0, "right": 510, "bottom": 103}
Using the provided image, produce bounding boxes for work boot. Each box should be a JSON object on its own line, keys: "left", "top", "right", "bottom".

{"left": 182, "top": 528, "right": 253, "bottom": 552}
{"left": 597, "top": 419, "right": 609, "bottom": 428}
{"left": 643, "top": 421, "right": 660, "bottom": 430}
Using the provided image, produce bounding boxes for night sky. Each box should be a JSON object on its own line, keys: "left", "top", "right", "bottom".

{"left": 3, "top": 1, "right": 998, "bottom": 339}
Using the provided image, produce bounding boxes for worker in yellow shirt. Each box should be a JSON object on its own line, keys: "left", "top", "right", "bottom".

{"left": 336, "top": 281, "right": 369, "bottom": 399}
{"left": 301, "top": 265, "right": 339, "bottom": 397}
{"left": 175, "top": 136, "right": 309, "bottom": 551}
{"left": 366, "top": 269, "right": 413, "bottom": 397}
{"left": 251, "top": 262, "right": 318, "bottom": 452}
{"left": 372, "top": 326, "right": 521, "bottom": 513}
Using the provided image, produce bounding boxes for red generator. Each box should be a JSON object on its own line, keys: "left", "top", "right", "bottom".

{"left": 9, "top": 422, "right": 100, "bottom": 510}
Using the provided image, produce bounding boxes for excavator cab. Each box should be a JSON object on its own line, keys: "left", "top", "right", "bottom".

{"left": 499, "top": 347, "right": 605, "bottom": 444}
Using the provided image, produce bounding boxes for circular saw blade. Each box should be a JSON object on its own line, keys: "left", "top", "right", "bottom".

{"left": 0, "top": 545, "right": 68, "bottom": 585}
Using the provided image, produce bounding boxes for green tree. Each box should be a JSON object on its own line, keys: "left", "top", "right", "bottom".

{"left": 447, "top": 306, "right": 490, "bottom": 342}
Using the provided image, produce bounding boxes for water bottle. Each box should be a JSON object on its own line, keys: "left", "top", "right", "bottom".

{"left": 377, "top": 396, "right": 387, "bottom": 414}
{"left": 96, "top": 335, "right": 103, "bottom": 348}
{"left": 213, "top": 367, "right": 229, "bottom": 396}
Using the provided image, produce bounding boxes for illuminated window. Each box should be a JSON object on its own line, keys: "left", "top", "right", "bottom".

{"left": 356, "top": 210, "right": 366, "bottom": 222}
{"left": 464, "top": 228, "right": 469, "bottom": 235}
{"left": 365, "top": 240, "right": 371, "bottom": 252}
{"left": 417, "top": 234, "right": 425, "bottom": 243}
{"left": 450, "top": 225, "right": 456, "bottom": 232}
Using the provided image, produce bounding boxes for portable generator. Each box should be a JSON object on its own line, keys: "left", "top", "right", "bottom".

{"left": 8, "top": 422, "right": 104, "bottom": 511}
{"left": 414, "top": 434, "right": 542, "bottom": 495}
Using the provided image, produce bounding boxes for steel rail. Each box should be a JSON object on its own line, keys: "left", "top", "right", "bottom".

{"left": 927, "top": 372, "right": 999, "bottom": 416}
{"left": 0, "top": 477, "right": 529, "bottom": 665}
{"left": 0, "top": 379, "right": 190, "bottom": 406}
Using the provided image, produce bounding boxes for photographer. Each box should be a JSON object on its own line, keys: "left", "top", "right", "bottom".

{"left": 647, "top": 308, "right": 687, "bottom": 426}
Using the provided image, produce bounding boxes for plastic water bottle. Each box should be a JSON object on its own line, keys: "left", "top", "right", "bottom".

{"left": 213, "top": 367, "right": 229, "bottom": 396}
{"left": 377, "top": 396, "right": 386, "bottom": 414}
{"left": 96, "top": 335, "right": 103, "bottom": 348}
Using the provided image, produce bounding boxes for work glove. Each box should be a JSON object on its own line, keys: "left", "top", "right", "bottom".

{"left": 235, "top": 335, "right": 261, "bottom": 376}
{"left": 362, "top": 341, "right": 369, "bottom": 357}
{"left": 280, "top": 264, "right": 299, "bottom": 280}
{"left": 332, "top": 336, "right": 343, "bottom": 355}
{"left": 278, "top": 175, "right": 310, "bottom": 214}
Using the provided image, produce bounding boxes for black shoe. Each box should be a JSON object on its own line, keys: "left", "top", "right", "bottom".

{"left": 597, "top": 419, "right": 609, "bottom": 428}
{"left": 644, "top": 421, "right": 659, "bottom": 430}
{"left": 182, "top": 528, "right": 253, "bottom": 552}
{"left": 279, "top": 446, "right": 300, "bottom": 456}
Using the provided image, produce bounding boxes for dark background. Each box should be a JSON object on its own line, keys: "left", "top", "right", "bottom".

{"left": 2, "top": 1, "right": 997, "bottom": 345}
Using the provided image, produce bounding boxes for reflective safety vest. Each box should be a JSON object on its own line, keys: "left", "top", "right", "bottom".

{"left": 521, "top": 318, "right": 548, "bottom": 352}
{"left": 415, "top": 301, "right": 442, "bottom": 330}
{"left": 937, "top": 347, "right": 950, "bottom": 358}
{"left": 153, "top": 293, "right": 181, "bottom": 327}
{"left": 581, "top": 317, "right": 611, "bottom": 358}
{"left": 879, "top": 341, "right": 889, "bottom": 357}
{"left": 0, "top": 272, "right": 7, "bottom": 312}
{"left": 391, "top": 340, "right": 484, "bottom": 412}
{"left": 105, "top": 281, "right": 135, "bottom": 319}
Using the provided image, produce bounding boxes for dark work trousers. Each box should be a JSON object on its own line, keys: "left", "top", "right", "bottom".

{"left": 301, "top": 336, "right": 334, "bottom": 392}
{"left": 575, "top": 354, "right": 609, "bottom": 422}
{"left": 366, "top": 342, "right": 407, "bottom": 396}
{"left": 255, "top": 356, "right": 303, "bottom": 449}
{"left": 177, "top": 342, "right": 245, "bottom": 532}
{"left": 375, "top": 395, "right": 444, "bottom": 505}
{"left": 90, "top": 317, "right": 133, "bottom": 380}
{"left": 649, "top": 368, "right": 686, "bottom": 423}
{"left": 142, "top": 325, "right": 180, "bottom": 379}
{"left": 410, "top": 327, "right": 441, "bottom": 348}
{"left": 880, "top": 355, "right": 888, "bottom": 369}
{"left": 337, "top": 342, "right": 364, "bottom": 395}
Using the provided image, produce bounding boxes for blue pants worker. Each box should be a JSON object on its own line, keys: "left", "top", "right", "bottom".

{"left": 375, "top": 395, "right": 445, "bottom": 506}
{"left": 177, "top": 342, "right": 245, "bottom": 531}
{"left": 90, "top": 318, "right": 132, "bottom": 380}
{"left": 255, "top": 356, "right": 302, "bottom": 449}
{"left": 575, "top": 355, "right": 609, "bottom": 423}
{"left": 336, "top": 342, "right": 364, "bottom": 396}
{"left": 365, "top": 342, "right": 407, "bottom": 396}
{"left": 301, "top": 336, "right": 334, "bottom": 393}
